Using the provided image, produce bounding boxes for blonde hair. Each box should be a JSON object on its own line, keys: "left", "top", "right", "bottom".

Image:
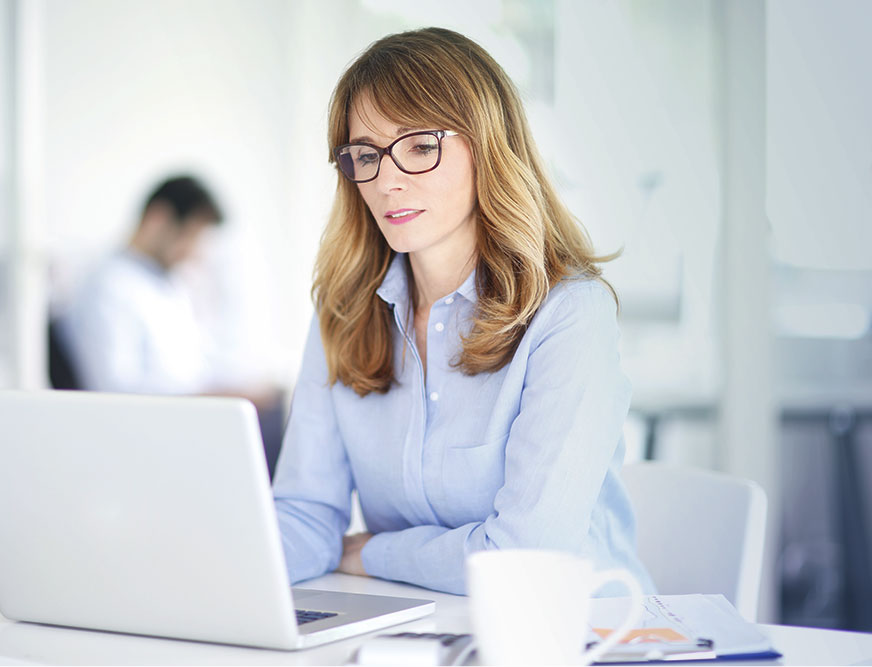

{"left": 314, "top": 27, "right": 615, "bottom": 397}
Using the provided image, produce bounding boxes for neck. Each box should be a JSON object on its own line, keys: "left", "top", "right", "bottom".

{"left": 128, "top": 226, "right": 170, "bottom": 271}
{"left": 408, "top": 247, "right": 476, "bottom": 310}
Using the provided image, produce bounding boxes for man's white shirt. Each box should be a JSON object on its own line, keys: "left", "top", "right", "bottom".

{"left": 60, "top": 249, "right": 213, "bottom": 394}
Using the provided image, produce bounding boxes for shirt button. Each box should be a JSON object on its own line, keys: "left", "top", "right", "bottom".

{"left": 429, "top": 392, "right": 439, "bottom": 402}
{"left": 445, "top": 296, "right": 454, "bottom": 305}
{"left": 434, "top": 322, "right": 445, "bottom": 332}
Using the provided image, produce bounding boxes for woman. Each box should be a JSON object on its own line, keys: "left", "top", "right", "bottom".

{"left": 273, "top": 27, "right": 654, "bottom": 596}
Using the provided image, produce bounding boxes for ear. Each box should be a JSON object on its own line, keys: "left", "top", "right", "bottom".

{"left": 140, "top": 201, "right": 176, "bottom": 231}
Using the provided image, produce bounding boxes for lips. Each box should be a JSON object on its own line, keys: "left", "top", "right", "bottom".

{"left": 384, "top": 209, "right": 424, "bottom": 225}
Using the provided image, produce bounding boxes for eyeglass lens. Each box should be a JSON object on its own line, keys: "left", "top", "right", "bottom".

{"left": 336, "top": 132, "right": 441, "bottom": 182}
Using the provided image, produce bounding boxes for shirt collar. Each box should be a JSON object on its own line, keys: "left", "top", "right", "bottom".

{"left": 376, "top": 253, "right": 478, "bottom": 309}
{"left": 120, "top": 247, "right": 169, "bottom": 279}
{"left": 375, "top": 253, "right": 409, "bottom": 308}
{"left": 455, "top": 266, "right": 477, "bottom": 303}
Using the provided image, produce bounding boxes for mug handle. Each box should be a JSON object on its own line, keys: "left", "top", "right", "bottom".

{"left": 578, "top": 568, "right": 644, "bottom": 665}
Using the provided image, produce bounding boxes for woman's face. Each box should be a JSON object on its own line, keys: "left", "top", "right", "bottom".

{"left": 348, "top": 95, "right": 478, "bottom": 265}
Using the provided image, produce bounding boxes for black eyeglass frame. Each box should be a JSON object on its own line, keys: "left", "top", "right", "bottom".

{"left": 333, "top": 130, "right": 459, "bottom": 183}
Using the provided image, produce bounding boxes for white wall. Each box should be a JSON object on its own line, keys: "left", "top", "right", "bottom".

{"left": 767, "top": 0, "right": 872, "bottom": 273}
{"left": 3, "top": 0, "right": 47, "bottom": 390}
{"left": 0, "top": 0, "right": 12, "bottom": 387}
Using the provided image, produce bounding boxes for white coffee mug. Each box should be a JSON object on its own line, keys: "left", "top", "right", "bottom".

{"left": 466, "top": 549, "right": 643, "bottom": 666}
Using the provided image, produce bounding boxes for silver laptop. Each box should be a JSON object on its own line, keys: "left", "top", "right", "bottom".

{"left": 0, "top": 390, "right": 434, "bottom": 650}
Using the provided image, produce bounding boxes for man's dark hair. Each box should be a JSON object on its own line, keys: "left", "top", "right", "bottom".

{"left": 143, "top": 175, "right": 223, "bottom": 225}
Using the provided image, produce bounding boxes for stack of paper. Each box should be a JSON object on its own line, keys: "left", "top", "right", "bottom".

{"left": 587, "top": 594, "right": 780, "bottom": 662}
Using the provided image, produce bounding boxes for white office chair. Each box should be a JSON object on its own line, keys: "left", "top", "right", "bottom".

{"left": 622, "top": 462, "right": 767, "bottom": 621}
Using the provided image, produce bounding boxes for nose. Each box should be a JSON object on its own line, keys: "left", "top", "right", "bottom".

{"left": 374, "top": 153, "right": 408, "bottom": 193}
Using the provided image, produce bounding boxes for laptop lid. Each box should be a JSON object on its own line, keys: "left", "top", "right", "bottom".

{"left": 0, "top": 391, "right": 302, "bottom": 649}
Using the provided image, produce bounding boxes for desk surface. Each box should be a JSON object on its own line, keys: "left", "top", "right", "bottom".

{"left": 1, "top": 573, "right": 871, "bottom": 666}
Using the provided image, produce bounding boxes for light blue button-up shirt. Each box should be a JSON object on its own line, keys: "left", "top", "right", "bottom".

{"left": 273, "top": 253, "right": 654, "bottom": 595}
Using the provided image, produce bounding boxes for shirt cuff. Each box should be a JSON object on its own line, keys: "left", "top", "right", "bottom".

{"left": 361, "top": 530, "right": 396, "bottom": 581}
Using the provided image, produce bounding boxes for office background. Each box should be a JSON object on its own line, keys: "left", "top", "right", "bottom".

{"left": 1, "top": 0, "right": 870, "bottom": 631}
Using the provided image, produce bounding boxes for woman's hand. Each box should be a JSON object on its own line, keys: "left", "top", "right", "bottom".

{"left": 337, "top": 532, "right": 373, "bottom": 576}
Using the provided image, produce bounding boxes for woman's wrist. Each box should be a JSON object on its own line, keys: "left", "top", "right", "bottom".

{"left": 338, "top": 532, "right": 373, "bottom": 576}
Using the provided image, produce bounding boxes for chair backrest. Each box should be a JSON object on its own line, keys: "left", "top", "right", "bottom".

{"left": 48, "top": 319, "right": 82, "bottom": 390}
{"left": 622, "top": 462, "right": 767, "bottom": 621}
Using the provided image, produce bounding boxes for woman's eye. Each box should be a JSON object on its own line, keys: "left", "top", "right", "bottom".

{"left": 410, "top": 143, "right": 437, "bottom": 154}
{"left": 356, "top": 151, "right": 379, "bottom": 165}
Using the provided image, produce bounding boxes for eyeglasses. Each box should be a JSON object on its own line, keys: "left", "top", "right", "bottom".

{"left": 333, "top": 130, "right": 458, "bottom": 183}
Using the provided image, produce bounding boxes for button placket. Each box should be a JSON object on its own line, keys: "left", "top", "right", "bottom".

{"left": 425, "top": 295, "right": 456, "bottom": 409}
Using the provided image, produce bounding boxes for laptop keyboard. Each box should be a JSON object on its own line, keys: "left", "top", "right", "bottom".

{"left": 295, "top": 608, "right": 338, "bottom": 625}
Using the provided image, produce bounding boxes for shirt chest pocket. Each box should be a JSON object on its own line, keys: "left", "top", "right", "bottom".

{"left": 433, "top": 435, "right": 507, "bottom": 527}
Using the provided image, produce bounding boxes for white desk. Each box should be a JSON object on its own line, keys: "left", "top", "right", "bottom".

{"left": 1, "top": 573, "right": 871, "bottom": 666}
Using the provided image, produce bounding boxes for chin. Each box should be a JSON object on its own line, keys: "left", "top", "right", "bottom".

{"left": 379, "top": 227, "right": 426, "bottom": 255}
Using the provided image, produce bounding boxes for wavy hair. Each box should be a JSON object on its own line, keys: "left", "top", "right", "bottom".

{"left": 314, "top": 27, "right": 616, "bottom": 397}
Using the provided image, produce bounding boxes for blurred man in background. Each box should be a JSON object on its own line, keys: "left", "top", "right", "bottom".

{"left": 60, "top": 175, "right": 225, "bottom": 394}
{"left": 56, "top": 175, "right": 285, "bottom": 474}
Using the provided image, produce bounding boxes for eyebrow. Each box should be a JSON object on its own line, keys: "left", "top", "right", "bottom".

{"left": 349, "top": 126, "right": 418, "bottom": 144}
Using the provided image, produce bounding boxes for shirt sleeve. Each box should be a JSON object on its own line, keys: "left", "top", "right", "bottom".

{"left": 361, "top": 281, "right": 632, "bottom": 594}
{"left": 272, "top": 315, "right": 353, "bottom": 583}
